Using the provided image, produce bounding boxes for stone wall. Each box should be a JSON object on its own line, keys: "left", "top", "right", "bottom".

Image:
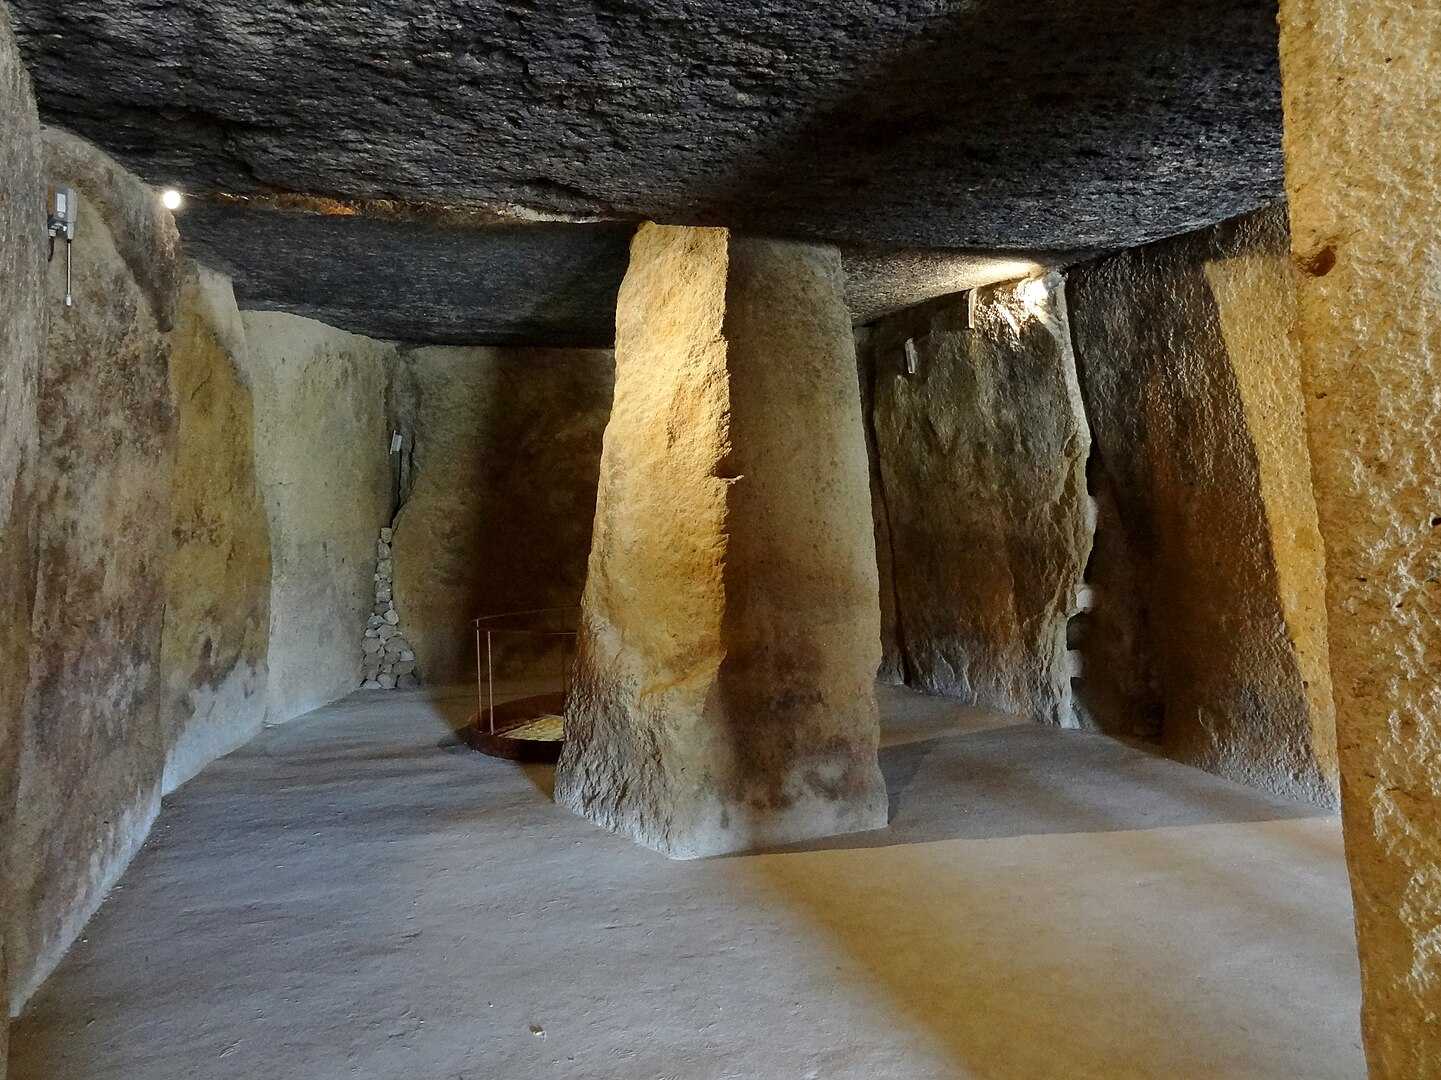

{"left": 1279, "top": 1, "right": 1441, "bottom": 1069}
{"left": 390, "top": 345, "right": 613, "bottom": 685}
{"left": 1066, "top": 205, "right": 1338, "bottom": 806}
{"left": 2, "top": 128, "right": 380, "bottom": 1020}
{"left": 7, "top": 127, "right": 183, "bottom": 1011}
{"left": 0, "top": 11, "right": 44, "bottom": 1071}
{"left": 239, "top": 312, "right": 393, "bottom": 723}
{"left": 861, "top": 276, "right": 1092, "bottom": 725}
{"left": 361, "top": 525, "right": 419, "bottom": 689}
{"left": 158, "top": 266, "right": 271, "bottom": 790}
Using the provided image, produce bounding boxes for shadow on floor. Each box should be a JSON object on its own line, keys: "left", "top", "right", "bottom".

{"left": 759, "top": 723, "right": 1329, "bottom": 854}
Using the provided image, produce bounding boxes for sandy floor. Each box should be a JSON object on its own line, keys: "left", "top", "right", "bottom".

{"left": 9, "top": 683, "right": 1364, "bottom": 1079}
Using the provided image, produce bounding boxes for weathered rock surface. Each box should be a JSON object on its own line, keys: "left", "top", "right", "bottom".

{"left": 862, "top": 277, "right": 1092, "bottom": 725}
{"left": 157, "top": 266, "right": 271, "bottom": 789}
{"left": 7, "top": 128, "right": 181, "bottom": 1011}
{"left": 180, "top": 205, "right": 634, "bottom": 346}
{"left": 557, "top": 224, "right": 887, "bottom": 858}
{"left": 1067, "top": 205, "right": 1337, "bottom": 807}
{"left": 390, "top": 345, "right": 613, "bottom": 684}
{"left": 8, "top": 1, "right": 1282, "bottom": 345}
{"left": 0, "top": 10, "right": 43, "bottom": 1061}
{"left": 854, "top": 327, "right": 905, "bottom": 687}
{"left": 238, "top": 312, "right": 393, "bottom": 723}
{"left": 1279, "top": 2, "right": 1441, "bottom": 1070}
{"left": 174, "top": 201, "right": 1077, "bottom": 347}
{"left": 8, "top": 0, "right": 1283, "bottom": 252}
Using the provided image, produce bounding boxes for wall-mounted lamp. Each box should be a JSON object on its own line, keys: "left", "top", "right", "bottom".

{"left": 903, "top": 337, "right": 919, "bottom": 376}
{"left": 46, "top": 185, "right": 77, "bottom": 307}
{"left": 161, "top": 188, "right": 184, "bottom": 211}
{"left": 965, "top": 289, "right": 977, "bottom": 330}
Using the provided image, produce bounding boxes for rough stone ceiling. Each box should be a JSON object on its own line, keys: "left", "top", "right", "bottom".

{"left": 11, "top": 0, "right": 1283, "bottom": 344}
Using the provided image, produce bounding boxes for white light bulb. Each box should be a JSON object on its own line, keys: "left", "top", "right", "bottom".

{"left": 161, "top": 188, "right": 183, "bottom": 211}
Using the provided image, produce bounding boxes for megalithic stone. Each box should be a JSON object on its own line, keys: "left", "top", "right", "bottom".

{"left": 557, "top": 223, "right": 888, "bottom": 858}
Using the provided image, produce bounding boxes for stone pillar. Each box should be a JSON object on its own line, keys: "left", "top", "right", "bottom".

{"left": 1279, "top": 2, "right": 1441, "bottom": 1073}
{"left": 556, "top": 224, "right": 887, "bottom": 858}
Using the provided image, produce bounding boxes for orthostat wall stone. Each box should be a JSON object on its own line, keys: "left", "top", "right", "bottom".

{"left": 390, "top": 345, "right": 613, "bottom": 686}
{"left": 557, "top": 224, "right": 887, "bottom": 858}
{"left": 1067, "top": 205, "right": 1337, "bottom": 807}
{"left": 238, "top": 312, "right": 393, "bottom": 724}
{"left": 7, "top": 127, "right": 181, "bottom": 1013}
{"left": 158, "top": 266, "right": 272, "bottom": 790}
{"left": 854, "top": 326, "right": 905, "bottom": 687}
{"left": 862, "top": 278, "right": 1092, "bottom": 724}
{"left": 0, "top": 7, "right": 44, "bottom": 1067}
{"left": 1279, "top": 1, "right": 1441, "bottom": 1071}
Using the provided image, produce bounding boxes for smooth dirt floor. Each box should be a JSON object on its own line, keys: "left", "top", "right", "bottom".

{"left": 10, "top": 683, "right": 1364, "bottom": 1079}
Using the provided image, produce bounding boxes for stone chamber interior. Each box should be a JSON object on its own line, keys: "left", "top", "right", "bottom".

{"left": 0, "top": 2, "right": 1436, "bottom": 1078}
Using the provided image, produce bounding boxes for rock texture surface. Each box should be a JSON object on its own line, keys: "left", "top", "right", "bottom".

{"left": 172, "top": 201, "right": 1072, "bottom": 348}
{"left": 181, "top": 206, "right": 634, "bottom": 346}
{"left": 1067, "top": 206, "right": 1338, "bottom": 807}
{"left": 390, "top": 346, "right": 613, "bottom": 684}
{"left": 1279, "top": 1, "right": 1441, "bottom": 1071}
{"left": 157, "top": 267, "right": 271, "bottom": 790}
{"left": 862, "top": 277, "right": 1092, "bottom": 724}
{"left": 8, "top": 0, "right": 1282, "bottom": 251}
{"left": 238, "top": 312, "right": 393, "bottom": 723}
{"left": 8, "top": 128, "right": 182, "bottom": 1011}
{"left": 9, "top": 2, "right": 1281, "bottom": 344}
{"left": 557, "top": 225, "right": 887, "bottom": 857}
{"left": 360, "top": 526, "right": 419, "bottom": 691}
{"left": 0, "top": 11, "right": 43, "bottom": 1068}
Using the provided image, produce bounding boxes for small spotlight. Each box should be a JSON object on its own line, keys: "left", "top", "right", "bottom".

{"left": 161, "top": 188, "right": 184, "bottom": 211}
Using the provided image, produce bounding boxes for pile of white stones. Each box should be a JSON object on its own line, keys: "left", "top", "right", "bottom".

{"left": 361, "top": 526, "right": 419, "bottom": 690}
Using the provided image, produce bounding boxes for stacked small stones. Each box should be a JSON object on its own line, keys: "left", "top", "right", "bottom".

{"left": 361, "top": 526, "right": 419, "bottom": 689}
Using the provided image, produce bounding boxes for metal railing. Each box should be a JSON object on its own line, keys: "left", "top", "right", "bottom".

{"left": 470, "top": 607, "right": 579, "bottom": 735}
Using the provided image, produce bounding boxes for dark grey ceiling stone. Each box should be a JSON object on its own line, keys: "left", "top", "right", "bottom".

{"left": 176, "top": 201, "right": 635, "bottom": 345}
{"left": 12, "top": 0, "right": 1283, "bottom": 252}
{"left": 177, "top": 196, "right": 1078, "bottom": 344}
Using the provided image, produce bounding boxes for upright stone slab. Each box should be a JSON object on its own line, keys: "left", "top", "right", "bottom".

{"left": 862, "top": 277, "right": 1092, "bottom": 725}
{"left": 1280, "top": 2, "right": 1441, "bottom": 1072}
{"left": 0, "top": 9, "right": 44, "bottom": 1062}
{"left": 9, "top": 127, "right": 182, "bottom": 1012}
{"left": 556, "top": 224, "right": 887, "bottom": 858}
{"left": 1067, "top": 207, "right": 1338, "bottom": 807}
{"left": 389, "top": 345, "right": 614, "bottom": 684}
{"left": 158, "top": 266, "right": 272, "bottom": 790}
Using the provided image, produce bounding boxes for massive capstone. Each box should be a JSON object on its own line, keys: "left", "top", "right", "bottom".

{"left": 557, "top": 224, "right": 887, "bottom": 857}
{"left": 7, "top": 1, "right": 1284, "bottom": 343}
